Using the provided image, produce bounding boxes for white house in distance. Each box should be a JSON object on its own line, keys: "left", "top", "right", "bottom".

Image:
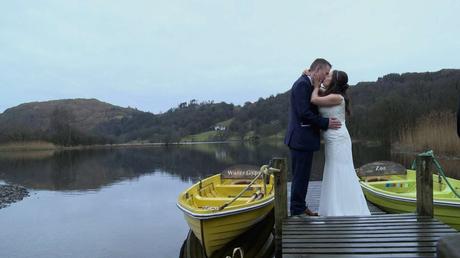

{"left": 214, "top": 125, "right": 226, "bottom": 131}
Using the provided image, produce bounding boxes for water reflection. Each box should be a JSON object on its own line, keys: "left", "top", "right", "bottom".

{"left": 0, "top": 143, "right": 458, "bottom": 258}
{"left": 0, "top": 143, "right": 290, "bottom": 191}
{"left": 0, "top": 143, "right": 457, "bottom": 191}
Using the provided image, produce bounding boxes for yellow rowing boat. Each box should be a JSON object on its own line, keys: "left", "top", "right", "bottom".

{"left": 177, "top": 166, "right": 274, "bottom": 257}
{"left": 358, "top": 160, "right": 460, "bottom": 230}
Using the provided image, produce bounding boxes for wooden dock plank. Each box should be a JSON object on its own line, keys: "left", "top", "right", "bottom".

{"left": 283, "top": 232, "right": 459, "bottom": 239}
{"left": 284, "top": 222, "right": 445, "bottom": 228}
{"left": 281, "top": 181, "right": 459, "bottom": 257}
{"left": 284, "top": 219, "right": 436, "bottom": 225}
{"left": 282, "top": 212, "right": 459, "bottom": 257}
{"left": 283, "top": 246, "right": 437, "bottom": 253}
{"left": 291, "top": 181, "right": 386, "bottom": 215}
{"left": 283, "top": 236, "right": 446, "bottom": 243}
{"left": 284, "top": 254, "right": 437, "bottom": 258}
{"left": 283, "top": 230, "right": 457, "bottom": 236}
{"left": 284, "top": 221, "right": 440, "bottom": 226}
{"left": 283, "top": 242, "right": 438, "bottom": 248}
{"left": 288, "top": 213, "right": 425, "bottom": 220}
{"left": 283, "top": 225, "right": 453, "bottom": 231}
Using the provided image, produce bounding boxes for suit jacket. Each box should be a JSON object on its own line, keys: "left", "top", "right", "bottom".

{"left": 284, "top": 74, "right": 329, "bottom": 151}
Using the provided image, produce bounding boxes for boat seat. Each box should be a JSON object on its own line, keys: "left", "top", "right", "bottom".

{"left": 231, "top": 180, "right": 252, "bottom": 185}
{"left": 365, "top": 176, "right": 391, "bottom": 182}
{"left": 368, "top": 179, "right": 415, "bottom": 185}
{"left": 194, "top": 195, "right": 252, "bottom": 201}
{"left": 193, "top": 193, "right": 263, "bottom": 209}
{"left": 196, "top": 192, "right": 265, "bottom": 209}
{"left": 215, "top": 184, "right": 266, "bottom": 189}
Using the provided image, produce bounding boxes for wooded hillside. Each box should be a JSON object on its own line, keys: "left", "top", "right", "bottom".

{"left": 1, "top": 69, "right": 459, "bottom": 146}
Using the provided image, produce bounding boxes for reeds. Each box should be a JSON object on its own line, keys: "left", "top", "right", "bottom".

{"left": 399, "top": 112, "right": 460, "bottom": 155}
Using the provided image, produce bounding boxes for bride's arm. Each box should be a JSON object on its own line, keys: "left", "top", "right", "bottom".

{"left": 311, "top": 84, "right": 343, "bottom": 107}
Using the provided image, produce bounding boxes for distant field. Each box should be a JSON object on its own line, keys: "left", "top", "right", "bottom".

{"left": 181, "top": 128, "right": 286, "bottom": 143}
{"left": 181, "top": 131, "right": 220, "bottom": 142}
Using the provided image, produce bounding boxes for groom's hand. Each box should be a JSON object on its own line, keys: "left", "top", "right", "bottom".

{"left": 328, "top": 117, "right": 342, "bottom": 129}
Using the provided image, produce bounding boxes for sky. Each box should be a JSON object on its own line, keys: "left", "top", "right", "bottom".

{"left": 1, "top": 0, "right": 459, "bottom": 114}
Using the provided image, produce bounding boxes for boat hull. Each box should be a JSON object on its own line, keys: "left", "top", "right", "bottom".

{"left": 183, "top": 203, "right": 273, "bottom": 256}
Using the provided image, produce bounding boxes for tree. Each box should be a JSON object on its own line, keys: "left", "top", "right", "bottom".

{"left": 49, "top": 107, "right": 76, "bottom": 146}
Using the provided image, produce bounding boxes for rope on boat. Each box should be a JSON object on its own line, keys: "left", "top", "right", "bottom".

{"left": 218, "top": 165, "right": 276, "bottom": 211}
{"left": 225, "top": 247, "right": 244, "bottom": 258}
{"left": 410, "top": 150, "right": 460, "bottom": 199}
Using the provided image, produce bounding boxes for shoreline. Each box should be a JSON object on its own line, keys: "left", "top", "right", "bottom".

{"left": 2, "top": 140, "right": 459, "bottom": 160}
{"left": 0, "top": 140, "right": 244, "bottom": 152}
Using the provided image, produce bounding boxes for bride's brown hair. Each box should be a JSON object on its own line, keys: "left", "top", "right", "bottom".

{"left": 323, "top": 70, "right": 351, "bottom": 116}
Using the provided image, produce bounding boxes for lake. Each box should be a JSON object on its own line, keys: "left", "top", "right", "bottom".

{"left": 0, "top": 142, "right": 458, "bottom": 258}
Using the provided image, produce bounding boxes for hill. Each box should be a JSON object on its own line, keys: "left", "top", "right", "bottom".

{"left": 0, "top": 99, "right": 235, "bottom": 145}
{"left": 348, "top": 69, "right": 460, "bottom": 142}
{"left": 222, "top": 69, "right": 460, "bottom": 144}
{"left": 0, "top": 99, "right": 147, "bottom": 145}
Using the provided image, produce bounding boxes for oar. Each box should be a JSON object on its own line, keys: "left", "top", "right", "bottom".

{"left": 218, "top": 170, "right": 264, "bottom": 210}
{"left": 219, "top": 165, "right": 277, "bottom": 210}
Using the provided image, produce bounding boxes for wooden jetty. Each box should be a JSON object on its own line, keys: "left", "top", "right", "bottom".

{"left": 270, "top": 156, "right": 460, "bottom": 258}
{"left": 303, "top": 181, "right": 385, "bottom": 216}
{"left": 283, "top": 213, "right": 457, "bottom": 257}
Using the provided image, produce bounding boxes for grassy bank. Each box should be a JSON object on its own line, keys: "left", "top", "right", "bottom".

{"left": 0, "top": 140, "right": 162, "bottom": 152}
{"left": 0, "top": 141, "right": 57, "bottom": 151}
{"left": 181, "top": 130, "right": 222, "bottom": 142}
{"left": 0, "top": 140, "right": 236, "bottom": 152}
{"left": 398, "top": 111, "right": 460, "bottom": 155}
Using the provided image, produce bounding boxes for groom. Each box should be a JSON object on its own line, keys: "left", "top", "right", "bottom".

{"left": 284, "top": 58, "right": 341, "bottom": 216}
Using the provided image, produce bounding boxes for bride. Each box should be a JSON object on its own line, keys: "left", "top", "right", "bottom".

{"left": 310, "top": 70, "right": 370, "bottom": 216}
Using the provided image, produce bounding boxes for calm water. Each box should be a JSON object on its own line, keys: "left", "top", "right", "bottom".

{"left": 0, "top": 142, "right": 458, "bottom": 258}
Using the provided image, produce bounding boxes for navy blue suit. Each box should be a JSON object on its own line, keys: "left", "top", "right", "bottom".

{"left": 284, "top": 74, "right": 329, "bottom": 215}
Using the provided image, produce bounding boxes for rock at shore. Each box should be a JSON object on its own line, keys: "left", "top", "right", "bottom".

{"left": 0, "top": 184, "right": 29, "bottom": 209}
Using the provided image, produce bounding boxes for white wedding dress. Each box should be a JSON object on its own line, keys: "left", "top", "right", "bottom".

{"left": 318, "top": 97, "right": 371, "bottom": 216}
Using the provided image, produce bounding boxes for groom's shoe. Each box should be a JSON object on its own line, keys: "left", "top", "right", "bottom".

{"left": 304, "top": 208, "right": 318, "bottom": 216}
{"left": 290, "top": 213, "right": 308, "bottom": 218}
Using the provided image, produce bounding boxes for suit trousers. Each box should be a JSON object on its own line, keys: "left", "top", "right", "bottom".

{"left": 289, "top": 148, "right": 314, "bottom": 215}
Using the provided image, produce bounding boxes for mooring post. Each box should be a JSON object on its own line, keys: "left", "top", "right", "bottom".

{"left": 416, "top": 153, "right": 434, "bottom": 217}
{"left": 272, "top": 157, "right": 287, "bottom": 258}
